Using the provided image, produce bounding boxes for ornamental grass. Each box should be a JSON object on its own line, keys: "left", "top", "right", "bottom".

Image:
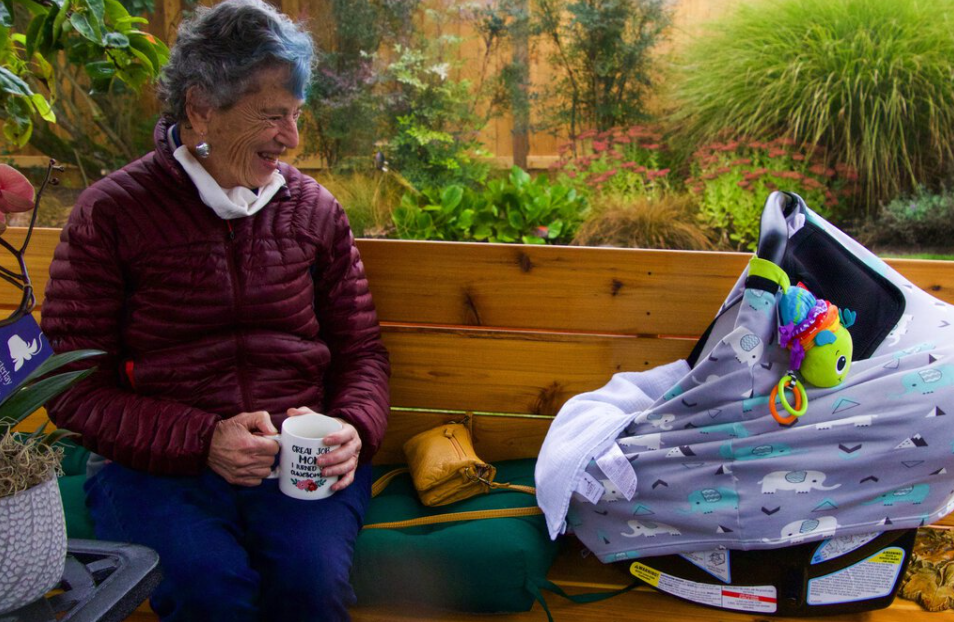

{"left": 667, "top": 0, "right": 954, "bottom": 212}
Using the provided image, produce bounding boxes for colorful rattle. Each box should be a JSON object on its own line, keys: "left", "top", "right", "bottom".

{"left": 777, "top": 283, "right": 856, "bottom": 388}
{"left": 747, "top": 256, "right": 856, "bottom": 426}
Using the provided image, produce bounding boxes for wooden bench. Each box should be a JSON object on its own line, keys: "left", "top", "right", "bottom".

{"left": 7, "top": 225, "right": 954, "bottom": 621}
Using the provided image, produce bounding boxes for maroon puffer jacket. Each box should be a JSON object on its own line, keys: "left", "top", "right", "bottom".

{"left": 41, "top": 118, "right": 390, "bottom": 475}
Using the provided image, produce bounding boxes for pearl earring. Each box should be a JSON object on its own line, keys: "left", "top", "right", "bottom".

{"left": 195, "top": 140, "right": 211, "bottom": 159}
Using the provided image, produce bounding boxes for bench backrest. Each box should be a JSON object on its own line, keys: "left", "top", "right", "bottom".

{"left": 5, "top": 227, "right": 954, "bottom": 464}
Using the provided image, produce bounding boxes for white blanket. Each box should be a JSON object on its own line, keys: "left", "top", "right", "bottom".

{"left": 534, "top": 360, "right": 690, "bottom": 539}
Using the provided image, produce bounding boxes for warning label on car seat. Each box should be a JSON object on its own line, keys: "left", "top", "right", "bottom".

{"left": 807, "top": 547, "right": 905, "bottom": 605}
{"left": 630, "top": 562, "right": 777, "bottom": 613}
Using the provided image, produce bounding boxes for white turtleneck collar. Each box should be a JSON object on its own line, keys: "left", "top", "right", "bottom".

{"left": 168, "top": 124, "right": 286, "bottom": 221}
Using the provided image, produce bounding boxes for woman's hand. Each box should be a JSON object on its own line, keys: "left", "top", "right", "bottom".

{"left": 208, "top": 411, "right": 279, "bottom": 486}
{"left": 287, "top": 406, "right": 361, "bottom": 491}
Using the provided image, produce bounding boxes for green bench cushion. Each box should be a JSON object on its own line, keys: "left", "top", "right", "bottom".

{"left": 353, "top": 459, "right": 558, "bottom": 613}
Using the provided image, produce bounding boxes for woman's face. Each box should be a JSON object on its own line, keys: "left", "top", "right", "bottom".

{"left": 195, "top": 69, "right": 303, "bottom": 189}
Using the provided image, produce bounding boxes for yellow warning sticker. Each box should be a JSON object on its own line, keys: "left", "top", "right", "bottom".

{"left": 630, "top": 562, "right": 661, "bottom": 587}
{"left": 870, "top": 549, "right": 903, "bottom": 565}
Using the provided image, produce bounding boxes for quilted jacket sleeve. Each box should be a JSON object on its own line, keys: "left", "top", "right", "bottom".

{"left": 312, "top": 200, "right": 390, "bottom": 463}
{"left": 41, "top": 193, "right": 220, "bottom": 475}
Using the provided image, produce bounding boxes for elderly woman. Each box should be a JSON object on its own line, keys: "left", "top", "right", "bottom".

{"left": 40, "top": 1, "right": 390, "bottom": 620}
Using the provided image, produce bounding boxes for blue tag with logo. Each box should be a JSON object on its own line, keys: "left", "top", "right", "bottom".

{"left": 0, "top": 314, "right": 52, "bottom": 402}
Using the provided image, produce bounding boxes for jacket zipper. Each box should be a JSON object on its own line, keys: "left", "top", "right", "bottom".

{"left": 225, "top": 220, "right": 252, "bottom": 411}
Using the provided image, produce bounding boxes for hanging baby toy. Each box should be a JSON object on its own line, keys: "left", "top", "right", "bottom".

{"left": 748, "top": 256, "right": 857, "bottom": 425}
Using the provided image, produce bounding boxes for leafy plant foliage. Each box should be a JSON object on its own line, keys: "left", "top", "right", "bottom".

{"left": 1, "top": 0, "right": 168, "bottom": 155}
{"left": 392, "top": 166, "right": 586, "bottom": 244}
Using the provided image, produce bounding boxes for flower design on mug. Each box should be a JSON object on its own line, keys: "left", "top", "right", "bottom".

{"left": 291, "top": 478, "right": 326, "bottom": 492}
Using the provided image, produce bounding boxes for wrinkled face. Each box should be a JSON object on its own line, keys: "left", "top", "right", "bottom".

{"left": 198, "top": 69, "right": 303, "bottom": 189}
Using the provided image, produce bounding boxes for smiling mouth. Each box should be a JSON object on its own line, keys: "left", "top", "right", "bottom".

{"left": 258, "top": 152, "right": 281, "bottom": 165}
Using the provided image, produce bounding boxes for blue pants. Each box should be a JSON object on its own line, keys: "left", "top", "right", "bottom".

{"left": 85, "top": 462, "right": 372, "bottom": 622}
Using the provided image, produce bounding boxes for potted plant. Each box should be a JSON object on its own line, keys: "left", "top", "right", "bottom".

{"left": 0, "top": 350, "right": 102, "bottom": 614}
{"left": 0, "top": 160, "right": 103, "bottom": 614}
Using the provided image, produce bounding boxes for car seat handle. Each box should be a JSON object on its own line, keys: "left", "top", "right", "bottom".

{"left": 757, "top": 191, "right": 790, "bottom": 265}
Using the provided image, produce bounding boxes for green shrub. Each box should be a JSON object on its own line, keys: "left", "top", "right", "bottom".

{"left": 668, "top": 0, "right": 954, "bottom": 211}
{"left": 392, "top": 166, "right": 587, "bottom": 244}
{"left": 551, "top": 125, "right": 676, "bottom": 199}
{"left": 572, "top": 193, "right": 713, "bottom": 250}
{"left": 381, "top": 42, "right": 492, "bottom": 190}
{"left": 533, "top": 0, "right": 672, "bottom": 136}
{"left": 858, "top": 188, "right": 954, "bottom": 249}
{"left": 687, "top": 137, "right": 856, "bottom": 251}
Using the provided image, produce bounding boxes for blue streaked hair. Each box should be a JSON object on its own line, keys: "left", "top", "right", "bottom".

{"left": 158, "top": 0, "right": 315, "bottom": 121}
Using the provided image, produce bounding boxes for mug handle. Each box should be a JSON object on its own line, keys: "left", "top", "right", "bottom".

{"left": 263, "top": 434, "right": 281, "bottom": 479}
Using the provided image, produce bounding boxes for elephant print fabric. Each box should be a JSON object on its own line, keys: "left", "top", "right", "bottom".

{"left": 536, "top": 207, "right": 954, "bottom": 564}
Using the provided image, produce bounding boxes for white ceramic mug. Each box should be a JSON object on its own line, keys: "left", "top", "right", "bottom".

{"left": 266, "top": 413, "right": 341, "bottom": 500}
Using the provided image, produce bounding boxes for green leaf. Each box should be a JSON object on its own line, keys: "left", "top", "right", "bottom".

{"left": 509, "top": 166, "right": 531, "bottom": 187}
{"left": 128, "top": 32, "right": 159, "bottom": 70}
{"left": 83, "top": 0, "right": 106, "bottom": 32}
{"left": 70, "top": 10, "right": 100, "bottom": 44}
{"left": 39, "top": 427, "right": 78, "bottom": 447}
{"left": 458, "top": 208, "right": 474, "bottom": 229}
{"left": 0, "top": 367, "right": 96, "bottom": 426}
{"left": 2, "top": 115, "right": 31, "bottom": 148}
{"left": 0, "top": 66, "right": 32, "bottom": 97}
{"left": 37, "top": 4, "right": 60, "bottom": 57}
{"left": 126, "top": 45, "right": 153, "bottom": 73}
{"left": 30, "top": 93, "right": 55, "bottom": 122}
{"left": 84, "top": 59, "right": 116, "bottom": 81}
{"left": 507, "top": 209, "right": 525, "bottom": 229}
{"left": 15, "top": 0, "right": 47, "bottom": 17}
{"left": 521, "top": 235, "right": 545, "bottom": 244}
{"left": 103, "top": 0, "right": 130, "bottom": 24}
{"left": 22, "top": 349, "right": 104, "bottom": 384}
{"left": 33, "top": 52, "right": 54, "bottom": 82}
{"left": 473, "top": 226, "right": 492, "bottom": 241}
{"left": 103, "top": 30, "right": 128, "bottom": 48}
{"left": 25, "top": 12, "right": 44, "bottom": 59}
{"left": 440, "top": 185, "right": 463, "bottom": 212}
{"left": 52, "top": 3, "right": 68, "bottom": 42}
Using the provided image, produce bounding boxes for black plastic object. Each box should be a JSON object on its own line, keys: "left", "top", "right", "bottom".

{"left": 1, "top": 540, "right": 161, "bottom": 622}
{"left": 626, "top": 528, "right": 916, "bottom": 617}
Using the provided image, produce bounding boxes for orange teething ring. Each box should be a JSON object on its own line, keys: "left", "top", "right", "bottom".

{"left": 770, "top": 375, "right": 806, "bottom": 426}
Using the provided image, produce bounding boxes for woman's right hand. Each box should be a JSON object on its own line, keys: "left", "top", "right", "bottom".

{"left": 208, "top": 411, "right": 279, "bottom": 486}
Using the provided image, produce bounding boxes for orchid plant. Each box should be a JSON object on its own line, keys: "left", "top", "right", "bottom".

{"left": 0, "top": 161, "right": 102, "bottom": 499}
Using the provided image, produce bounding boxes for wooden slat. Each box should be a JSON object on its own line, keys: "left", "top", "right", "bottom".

{"left": 384, "top": 326, "right": 696, "bottom": 414}
{"left": 358, "top": 239, "right": 954, "bottom": 335}
{"left": 358, "top": 239, "right": 748, "bottom": 336}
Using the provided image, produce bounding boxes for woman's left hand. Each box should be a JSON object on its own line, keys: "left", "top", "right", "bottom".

{"left": 286, "top": 406, "right": 361, "bottom": 491}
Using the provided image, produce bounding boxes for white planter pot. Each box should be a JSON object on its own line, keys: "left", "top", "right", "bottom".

{"left": 0, "top": 474, "right": 67, "bottom": 615}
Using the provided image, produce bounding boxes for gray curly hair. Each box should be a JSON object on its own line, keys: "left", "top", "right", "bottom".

{"left": 157, "top": 0, "right": 315, "bottom": 121}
